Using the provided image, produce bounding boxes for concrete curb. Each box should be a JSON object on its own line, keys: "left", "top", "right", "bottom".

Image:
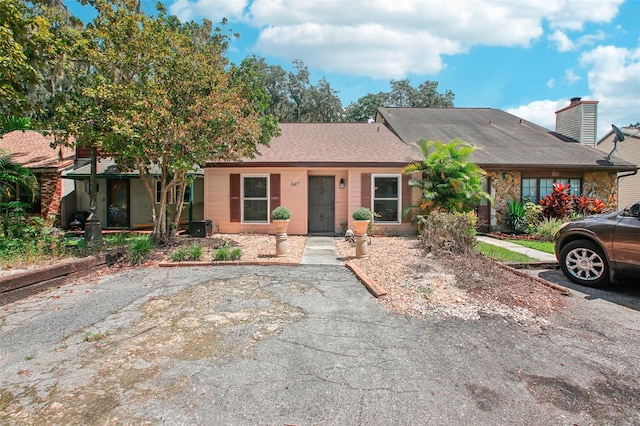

{"left": 345, "top": 262, "right": 388, "bottom": 298}
{"left": 0, "top": 252, "right": 123, "bottom": 306}
{"left": 505, "top": 261, "right": 559, "bottom": 270}
{"left": 497, "top": 262, "right": 572, "bottom": 297}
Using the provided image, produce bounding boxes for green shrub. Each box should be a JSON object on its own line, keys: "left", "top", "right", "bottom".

{"left": 271, "top": 206, "right": 291, "bottom": 220}
{"left": 417, "top": 211, "right": 476, "bottom": 255}
{"left": 352, "top": 207, "right": 373, "bottom": 221}
{"left": 127, "top": 235, "right": 153, "bottom": 265}
{"left": 229, "top": 247, "right": 242, "bottom": 260}
{"left": 170, "top": 245, "right": 203, "bottom": 262}
{"left": 0, "top": 212, "right": 69, "bottom": 265}
{"left": 504, "top": 199, "right": 527, "bottom": 233}
{"left": 532, "top": 217, "right": 566, "bottom": 241}
{"left": 214, "top": 247, "right": 229, "bottom": 261}
{"left": 213, "top": 246, "right": 242, "bottom": 261}
{"left": 523, "top": 202, "right": 543, "bottom": 233}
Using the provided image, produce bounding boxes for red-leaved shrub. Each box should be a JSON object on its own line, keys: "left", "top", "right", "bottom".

{"left": 540, "top": 182, "right": 573, "bottom": 219}
{"left": 573, "top": 195, "right": 607, "bottom": 216}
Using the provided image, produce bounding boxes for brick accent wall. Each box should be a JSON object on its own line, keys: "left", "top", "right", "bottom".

{"left": 39, "top": 172, "right": 63, "bottom": 226}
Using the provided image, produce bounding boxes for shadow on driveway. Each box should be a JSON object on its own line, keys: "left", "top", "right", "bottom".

{"left": 536, "top": 268, "right": 640, "bottom": 312}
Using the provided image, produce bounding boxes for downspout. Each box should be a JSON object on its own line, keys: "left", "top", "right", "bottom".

{"left": 616, "top": 168, "right": 638, "bottom": 208}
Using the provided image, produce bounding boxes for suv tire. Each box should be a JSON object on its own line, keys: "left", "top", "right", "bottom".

{"left": 559, "top": 239, "right": 610, "bottom": 287}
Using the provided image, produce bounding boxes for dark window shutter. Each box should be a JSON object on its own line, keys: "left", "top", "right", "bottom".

{"left": 402, "top": 174, "right": 412, "bottom": 223}
{"left": 361, "top": 173, "right": 371, "bottom": 209}
{"left": 270, "top": 174, "right": 281, "bottom": 213}
{"left": 230, "top": 174, "right": 240, "bottom": 222}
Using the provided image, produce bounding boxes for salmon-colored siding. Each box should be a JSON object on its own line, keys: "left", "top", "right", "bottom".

{"left": 205, "top": 167, "right": 418, "bottom": 235}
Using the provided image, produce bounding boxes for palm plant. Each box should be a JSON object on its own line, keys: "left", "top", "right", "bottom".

{"left": 403, "top": 139, "right": 491, "bottom": 216}
{"left": 1, "top": 116, "right": 33, "bottom": 136}
{"left": 0, "top": 150, "right": 38, "bottom": 204}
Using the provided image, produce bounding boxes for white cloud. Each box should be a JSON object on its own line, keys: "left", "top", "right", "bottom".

{"left": 565, "top": 69, "right": 581, "bottom": 85}
{"left": 544, "top": 0, "right": 623, "bottom": 31}
{"left": 549, "top": 30, "right": 574, "bottom": 52}
{"left": 547, "top": 79, "right": 555, "bottom": 88}
{"left": 169, "top": 0, "right": 248, "bottom": 22}
{"left": 167, "top": 0, "right": 624, "bottom": 78}
{"left": 580, "top": 45, "right": 640, "bottom": 134}
{"left": 508, "top": 45, "right": 640, "bottom": 139}
{"left": 506, "top": 100, "right": 566, "bottom": 131}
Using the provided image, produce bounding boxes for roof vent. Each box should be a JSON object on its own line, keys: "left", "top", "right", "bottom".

{"left": 570, "top": 97, "right": 582, "bottom": 105}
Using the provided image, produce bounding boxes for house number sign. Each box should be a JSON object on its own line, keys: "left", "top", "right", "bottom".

{"left": 290, "top": 182, "right": 300, "bottom": 187}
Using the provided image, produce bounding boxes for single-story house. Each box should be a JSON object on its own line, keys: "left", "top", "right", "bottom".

{"left": 63, "top": 156, "right": 205, "bottom": 230}
{"left": 204, "top": 123, "right": 422, "bottom": 235}
{"left": 597, "top": 126, "right": 640, "bottom": 209}
{"left": 54, "top": 98, "right": 636, "bottom": 234}
{"left": 0, "top": 130, "right": 76, "bottom": 227}
{"left": 375, "top": 99, "right": 636, "bottom": 231}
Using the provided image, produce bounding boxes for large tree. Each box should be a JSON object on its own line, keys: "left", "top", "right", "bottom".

{"left": 240, "top": 57, "right": 343, "bottom": 122}
{"left": 0, "top": 0, "right": 78, "bottom": 119}
{"left": 344, "top": 78, "right": 455, "bottom": 122}
{"left": 1, "top": 0, "right": 41, "bottom": 115}
{"left": 54, "top": 0, "right": 279, "bottom": 242}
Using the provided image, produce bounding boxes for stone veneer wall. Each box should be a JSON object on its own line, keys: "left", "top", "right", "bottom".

{"left": 486, "top": 170, "right": 520, "bottom": 230}
{"left": 583, "top": 171, "right": 618, "bottom": 208}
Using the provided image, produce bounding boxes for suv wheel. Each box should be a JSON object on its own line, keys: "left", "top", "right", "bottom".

{"left": 559, "top": 240, "right": 610, "bottom": 287}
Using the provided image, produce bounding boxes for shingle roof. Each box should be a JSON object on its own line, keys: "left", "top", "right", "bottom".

{"left": 0, "top": 130, "right": 75, "bottom": 170}
{"left": 208, "top": 122, "right": 421, "bottom": 166}
{"left": 376, "top": 108, "right": 636, "bottom": 171}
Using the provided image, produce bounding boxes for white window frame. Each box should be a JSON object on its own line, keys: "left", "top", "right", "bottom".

{"left": 371, "top": 173, "right": 402, "bottom": 224}
{"left": 241, "top": 174, "right": 270, "bottom": 224}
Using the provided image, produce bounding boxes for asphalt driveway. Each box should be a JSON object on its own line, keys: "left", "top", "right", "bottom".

{"left": 1, "top": 265, "right": 639, "bottom": 425}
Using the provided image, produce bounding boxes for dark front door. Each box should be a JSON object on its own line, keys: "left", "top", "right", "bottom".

{"left": 308, "top": 176, "right": 335, "bottom": 234}
{"left": 475, "top": 177, "right": 491, "bottom": 232}
{"left": 107, "top": 180, "right": 130, "bottom": 228}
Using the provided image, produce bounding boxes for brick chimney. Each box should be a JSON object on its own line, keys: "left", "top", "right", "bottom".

{"left": 555, "top": 97, "right": 599, "bottom": 148}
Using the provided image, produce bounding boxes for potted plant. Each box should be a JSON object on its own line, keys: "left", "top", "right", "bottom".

{"left": 271, "top": 206, "right": 291, "bottom": 256}
{"left": 352, "top": 207, "right": 372, "bottom": 258}
{"left": 352, "top": 207, "right": 372, "bottom": 236}
{"left": 271, "top": 206, "right": 291, "bottom": 233}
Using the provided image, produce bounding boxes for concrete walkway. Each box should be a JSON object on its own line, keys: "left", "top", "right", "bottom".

{"left": 300, "top": 236, "right": 343, "bottom": 265}
{"left": 476, "top": 235, "right": 557, "bottom": 262}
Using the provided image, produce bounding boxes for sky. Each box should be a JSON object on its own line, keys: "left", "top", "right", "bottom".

{"left": 68, "top": 0, "right": 640, "bottom": 139}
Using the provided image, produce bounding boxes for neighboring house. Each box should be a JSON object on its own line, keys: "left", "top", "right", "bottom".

{"left": 0, "top": 130, "right": 75, "bottom": 227}
{"left": 597, "top": 126, "right": 640, "bottom": 209}
{"left": 63, "top": 155, "right": 205, "bottom": 230}
{"left": 375, "top": 101, "right": 636, "bottom": 231}
{"left": 204, "top": 123, "right": 421, "bottom": 235}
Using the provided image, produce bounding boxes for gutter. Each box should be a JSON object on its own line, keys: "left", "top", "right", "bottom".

{"left": 617, "top": 167, "right": 638, "bottom": 186}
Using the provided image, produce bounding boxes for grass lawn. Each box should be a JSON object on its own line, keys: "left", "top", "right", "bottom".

{"left": 506, "top": 239, "right": 555, "bottom": 254}
{"left": 474, "top": 241, "right": 538, "bottom": 263}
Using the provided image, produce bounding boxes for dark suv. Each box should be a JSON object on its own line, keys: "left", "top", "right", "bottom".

{"left": 554, "top": 201, "right": 640, "bottom": 287}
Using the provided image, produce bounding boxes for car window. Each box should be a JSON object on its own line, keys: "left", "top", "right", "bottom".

{"left": 622, "top": 202, "right": 640, "bottom": 218}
